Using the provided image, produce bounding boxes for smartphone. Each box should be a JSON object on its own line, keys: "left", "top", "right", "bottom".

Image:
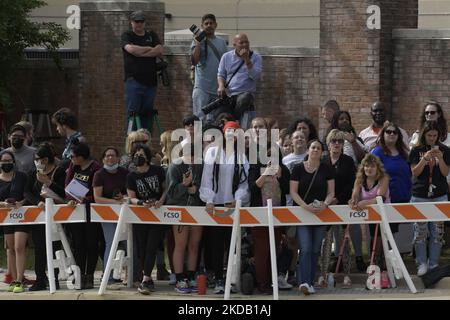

{"left": 312, "top": 199, "right": 321, "bottom": 208}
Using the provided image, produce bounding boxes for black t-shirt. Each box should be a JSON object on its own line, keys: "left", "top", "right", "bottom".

{"left": 126, "top": 166, "right": 165, "bottom": 201}
{"left": 409, "top": 144, "right": 450, "bottom": 198}
{"left": 121, "top": 30, "right": 161, "bottom": 86}
{"left": 323, "top": 154, "right": 355, "bottom": 204}
{"left": 0, "top": 171, "right": 28, "bottom": 202}
{"left": 93, "top": 167, "right": 129, "bottom": 199}
{"left": 290, "top": 162, "right": 334, "bottom": 204}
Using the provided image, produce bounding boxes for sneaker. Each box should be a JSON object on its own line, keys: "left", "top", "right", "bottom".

{"left": 355, "top": 256, "right": 367, "bottom": 272}
{"left": 342, "top": 275, "right": 352, "bottom": 288}
{"left": 4, "top": 273, "right": 12, "bottom": 285}
{"left": 213, "top": 279, "right": 225, "bottom": 294}
{"left": 138, "top": 281, "right": 153, "bottom": 295}
{"left": 168, "top": 273, "right": 177, "bottom": 285}
{"left": 315, "top": 275, "right": 326, "bottom": 288}
{"left": 22, "top": 276, "right": 35, "bottom": 286}
{"left": 417, "top": 264, "right": 428, "bottom": 276}
{"left": 29, "top": 281, "right": 47, "bottom": 291}
{"left": 189, "top": 279, "right": 198, "bottom": 293}
{"left": 308, "top": 285, "right": 316, "bottom": 294}
{"left": 175, "top": 279, "right": 191, "bottom": 294}
{"left": 429, "top": 264, "right": 439, "bottom": 271}
{"left": 277, "top": 275, "right": 293, "bottom": 290}
{"left": 8, "top": 281, "right": 19, "bottom": 292}
{"left": 12, "top": 282, "right": 24, "bottom": 293}
{"left": 299, "top": 283, "right": 310, "bottom": 296}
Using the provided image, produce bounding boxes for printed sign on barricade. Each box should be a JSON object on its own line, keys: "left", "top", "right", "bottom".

{"left": 0, "top": 206, "right": 44, "bottom": 225}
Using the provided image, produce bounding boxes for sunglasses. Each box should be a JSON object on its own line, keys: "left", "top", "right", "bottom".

{"left": 330, "top": 139, "right": 344, "bottom": 144}
{"left": 385, "top": 129, "right": 398, "bottom": 135}
{"left": 425, "top": 111, "right": 437, "bottom": 115}
{"left": 133, "top": 20, "right": 145, "bottom": 23}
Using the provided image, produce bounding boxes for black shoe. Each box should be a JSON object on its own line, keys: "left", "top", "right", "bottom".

{"left": 29, "top": 281, "right": 47, "bottom": 291}
{"left": 84, "top": 274, "right": 94, "bottom": 289}
{"left": 138, "top": 280, "right": 153, "bottom": 295}
{"left": 355, "top": 256, "right": 367, "bottom": 272}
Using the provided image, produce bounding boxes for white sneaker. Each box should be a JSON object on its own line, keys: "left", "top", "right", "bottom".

{"left": 308, "top": 285, "right": 316, "bottom": 294}
{"left": 169, "top": 273, "right": 177, "bottom": 285}
{"left": 277, "top": 275, "right": 293, "bottom": 290}
{"left": 342, "top": 275, "right": 352, "bottom": 288}
{"left": 299, "top": 283, "right": 310, "bottom": 296}
{"left": 417, "top": 264, "right": 428, "bottom": 276}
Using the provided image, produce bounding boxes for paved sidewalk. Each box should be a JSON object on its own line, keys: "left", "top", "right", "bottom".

{"left": 1, "top": 270, "right": 450, "bottom": 300}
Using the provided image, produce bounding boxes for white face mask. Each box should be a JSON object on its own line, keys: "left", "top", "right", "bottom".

{"left": 104, "top": 163, "right": 119, "bottom": 172}
{"left": 225, "top": 130, "right": 235, "bottom": 140}
{"left": 34, "top": 160, "right": 45, "bottom": 174}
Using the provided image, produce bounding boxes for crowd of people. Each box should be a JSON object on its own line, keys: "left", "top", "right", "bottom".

{"left": 1, "top": 11, "right": 449, "bottom": 297}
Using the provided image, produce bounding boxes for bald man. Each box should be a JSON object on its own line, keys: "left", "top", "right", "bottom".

{"left": 215, "top": 33, "right": 262, "bottom": 129}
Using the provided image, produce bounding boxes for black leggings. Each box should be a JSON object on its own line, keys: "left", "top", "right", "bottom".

{"left": 134, "top": 224, "right": 166, "bottom": 277}
{"left": 65, "top": 222, "right": 101, "bottom": 275}
{"left": 32, "top": 225, "right": 60, "bottom": 282}
{"left": 204, "top": 226, "right": 231, "bottom": 281}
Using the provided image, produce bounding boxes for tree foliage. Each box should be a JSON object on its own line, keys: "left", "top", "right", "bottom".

{"left": 0, "top": 0, "right": 70, "bottom": 108}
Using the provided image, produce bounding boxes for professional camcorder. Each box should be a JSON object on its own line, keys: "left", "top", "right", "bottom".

{"left": 189, "top": 24, "right": 206, "bottom": 42}
{"left": 201, "top": 96, "right": 232, "bottom": 115}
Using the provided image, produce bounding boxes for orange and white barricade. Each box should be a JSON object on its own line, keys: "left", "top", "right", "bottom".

{"left": 94, "top": 198, "right": 450, "bottom": 297}
{"left": 45, "top": 198, "right": 86, "bottom": 293}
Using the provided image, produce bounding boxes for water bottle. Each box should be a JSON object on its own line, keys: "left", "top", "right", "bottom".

{"left": 197, "top": 274, "right": 207, "bottom": 295}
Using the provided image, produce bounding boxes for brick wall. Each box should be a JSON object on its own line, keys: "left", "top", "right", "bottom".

{"left": 319, "top": 0, "right": 418, "bottom": 134}
{"left": 77, "top": 1, "right": 165, "bottom": 158}
{"left": 392, "top": 30, "right": 450, "bottom": 135}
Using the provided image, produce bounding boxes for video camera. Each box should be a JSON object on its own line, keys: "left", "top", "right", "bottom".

{"left": 201, "top": 95, "right": 232, "bottom": 115}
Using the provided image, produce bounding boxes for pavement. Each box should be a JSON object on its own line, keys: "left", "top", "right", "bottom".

{"left": 1, "top": 270, "right": 450, "bottom": 300}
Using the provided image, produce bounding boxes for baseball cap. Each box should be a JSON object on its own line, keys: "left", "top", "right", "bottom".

{"left": 130, "top": 10, "right": 146, "bottom": 21}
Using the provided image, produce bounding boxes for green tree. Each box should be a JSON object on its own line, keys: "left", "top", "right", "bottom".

{"left": 0, "top": 0, "right": 70, "bottom": 109}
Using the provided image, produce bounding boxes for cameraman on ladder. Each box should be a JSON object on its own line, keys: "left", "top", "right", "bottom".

{"left": 190, "top": 14, "right": 228, "bottom": 123}
{"left": 121, "top": 10, "right": 163, "bottom": 133}
{"left": 214, "top": 33, "right": 262, "bottom": 130}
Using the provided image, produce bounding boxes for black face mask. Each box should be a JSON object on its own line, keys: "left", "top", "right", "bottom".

{"left": 11, "top": 137, "right": 24, "bottom": 149}
{"left": 133, "top": 155, "right": 147, "bottom": 167}
{"left": 1, "top": 163, "right": 14, "bottom": 173}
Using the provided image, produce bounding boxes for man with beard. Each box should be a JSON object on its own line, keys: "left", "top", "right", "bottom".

{"left": 191, "top": 13, "right": 228, "bottom": 122}
{"left": 359, "top": 101, "right": 410, "bottom": 151}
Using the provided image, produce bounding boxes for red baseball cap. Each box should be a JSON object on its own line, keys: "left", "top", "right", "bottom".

{"left": 222, "top": 121, "right": 240, "bottom": 132}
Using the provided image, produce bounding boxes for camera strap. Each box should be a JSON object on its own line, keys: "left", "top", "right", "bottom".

{"left": 206, "top": 39, "right": 222, "bottom": 61}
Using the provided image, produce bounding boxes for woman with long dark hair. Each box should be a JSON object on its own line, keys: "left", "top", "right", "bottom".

{"left": 409, "top": 121, "right": 450, "bottom": 276}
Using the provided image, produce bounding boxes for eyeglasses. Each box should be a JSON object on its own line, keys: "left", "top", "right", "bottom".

{"left": 385, "top": 130, "right": 398, "bottom": 135}
{"left": 330, "top": 139, "right": 344, "bottom": 144}
{"left": 425, "top": 111, "right": 437, "bottom": 115}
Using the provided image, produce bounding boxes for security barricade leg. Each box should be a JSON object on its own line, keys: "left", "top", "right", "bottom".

{"left": 380, "top": 221, "right": 397, "bottom": 288}
{"left": 99, "top": 204, "right": 128, "bottom": 295}
{"left": 224, "top": 201, "right": 241, "bottom": 300}
{"left": 376, "top": 197, "right": 417, "bottom": 293}
{"left": 45, "top": 198, "right": 57, "bottom": 294}
{"left": 267, "top": 199, "right": 279, "bottom": 300}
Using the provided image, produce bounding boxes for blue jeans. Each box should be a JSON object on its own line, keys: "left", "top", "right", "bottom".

{"left": 411, "top": 195, "right": 446, "bottom": 267}
{"left": 192, "top": 88, "right": 216, "bottom": 122}
{"left": 125, "top": 78, "right": 157, "bottom": 131}
{"left": 296, "top": 225, "right": 327, "bottom": 286}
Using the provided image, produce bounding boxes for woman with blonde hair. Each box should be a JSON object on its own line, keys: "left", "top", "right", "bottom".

{"left": 120, "top": 130, "right": 151, "bottom": 172}
{"left": 160, "top": 130, "right": 174, "bottom": 168}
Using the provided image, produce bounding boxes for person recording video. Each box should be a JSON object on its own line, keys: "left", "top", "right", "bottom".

{"left": 190, "top": 14, "right": 228, "bottom": 122}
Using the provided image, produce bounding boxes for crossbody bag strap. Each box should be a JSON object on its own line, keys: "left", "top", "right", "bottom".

{"left": 225, "top": 51, "right": 253, "bottom": 89}
{"left": 206, "top": 39, "right": 222, "bottom": 61}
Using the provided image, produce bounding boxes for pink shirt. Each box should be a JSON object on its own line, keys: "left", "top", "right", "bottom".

{"left": 360, "top": 180, "right": 391, "bottom": 203}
